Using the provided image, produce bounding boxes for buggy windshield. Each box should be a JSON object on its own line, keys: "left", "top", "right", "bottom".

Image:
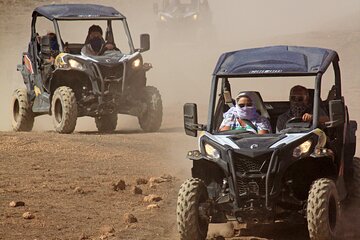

{"left": 213, "top": 75, "right": 335, "bottom": 135}
{"left": 57, "top": 20, "right": 132, "bottom": 55}
{"left": 165, "top": 0, "right": 199, "bottom": 12}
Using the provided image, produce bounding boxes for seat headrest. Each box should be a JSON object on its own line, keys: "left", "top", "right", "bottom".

{"left": 237, "top": 91, "right": 270, "bottom": 118}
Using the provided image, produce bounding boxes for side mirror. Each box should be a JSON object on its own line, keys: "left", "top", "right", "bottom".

{"left": 140, "top": 34, "right": 150, "bottom": 52}
{"left": 153, "top": 3, "right": 159, "bottom": 14}
{"left": 184, "top": 103, "right": 199, "bottom": 137}
{"left": 327, "top": 99, "right": 345, "bottom": 128}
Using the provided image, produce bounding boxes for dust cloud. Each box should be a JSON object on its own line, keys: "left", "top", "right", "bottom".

{"left": 0, "top": 0, "right": 359, "bottom": 164}
{"left": 1, "top": 0, "right": 359, "bottom": 175}
{"left": 1, "top": 0, "right": 359, "bottom": 131}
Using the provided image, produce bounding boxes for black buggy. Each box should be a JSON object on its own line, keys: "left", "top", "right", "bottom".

{"left": 177, "top": 46, "right": 358, "bottom": 240}
{"left": 153, "top": 0, "right": 211, "bottom": 39}
{"left": 13, "top": 4, "right": 162, "bottom": 133}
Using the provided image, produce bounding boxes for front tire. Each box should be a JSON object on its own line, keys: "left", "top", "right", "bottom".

{"left": 177, "top": 178, "right": 209, "bottom": 240}
{"left": 307, "top": 178, "right": 340, "bottom": 240}
{"left": 138, "top": 86, "right": 162, "bottom": 132}
{"left": 11, "top": 88, "right": 34, "bottom": 131}
{"left": 95, "top": 114, "right": 118, "bottom": 133}
{"left": 51, "top": 86, "right": 77, "bottom": 134}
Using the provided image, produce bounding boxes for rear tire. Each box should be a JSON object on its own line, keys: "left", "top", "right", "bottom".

{"left": 95, "top": 114, "right": 118, "bottom": 133}
{"left": 11, "top": 88, "right": 34, "bottom": 131}
{"left": 307, "top": 178, "right": 340, "bottom": 240}
{"left": 177, "top": 178, "right": 209, "bottom": 240}
{"left": 51, "top": 86, "right": 77, "bottom": 134}
{"left": 138, "top": 86, "right": 162, "bottom": 132}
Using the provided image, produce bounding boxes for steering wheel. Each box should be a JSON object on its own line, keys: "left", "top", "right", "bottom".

{"left": 285, "top": 117, "right": 311, "bottom": 129}
{"left": 99, "top": 42, "right": 120, "bottom": 55}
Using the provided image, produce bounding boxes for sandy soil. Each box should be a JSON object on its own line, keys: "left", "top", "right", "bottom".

{"left": 0, "top": 0, "right": 359, "bottom": 239}
{"left": 0, "top": 131, "right": 185, "bottom": 240}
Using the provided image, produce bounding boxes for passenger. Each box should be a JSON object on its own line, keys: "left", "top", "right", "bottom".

{"left": 219, "top": 93, "right": 271, "bottom": 134}
{"left": 42, "top": 32, "right": 59, "bottom": 65}
{"left": 47, "top": 32, "right": 59, "bottom": 52}
{"left": 166, "top": 0, "right": 181, "bottom": 12}
{"left": 276, "top": 85, "right": 329, "bottom": 131}
{"left": 81, "top": 25, "right": 114, "bottom": 56}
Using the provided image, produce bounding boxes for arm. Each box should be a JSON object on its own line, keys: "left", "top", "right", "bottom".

{"left": 302, "top": 107, "right": 329, "bottom": 123}
{"left": 276, "top": 112, "right": 288, "bottom": 132}
{"left": 219, "top": 112, "right": 236, "bottom": 132}
{"left": 219, "top": 125, "right": 231, "bottom": 132}
{"left": 256, "top": 116, "right": 271, "bottom": 134}
{"left": 258, "top": 129, "right": 269, "bottom": 135}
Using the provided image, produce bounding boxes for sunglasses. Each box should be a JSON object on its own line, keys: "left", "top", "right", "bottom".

{"left": 290, "top": 95, "right": 306, "bottom": 102}
{"left": 238, "top": 103, "right": 253, "bottom": 108}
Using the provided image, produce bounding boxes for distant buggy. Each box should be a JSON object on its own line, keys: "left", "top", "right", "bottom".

{"left": 13, "top": 4, "right": 162, "bottom": 133}
{"left": 177, "top": 46, "right": 358, "bottom": 240}
{"left": 153, "top": 0, "right": 211, "bottom": 38}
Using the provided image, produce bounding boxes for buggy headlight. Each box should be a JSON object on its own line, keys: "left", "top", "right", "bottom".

{"left": 132, "top": 59, "right": 141, "bottom": 68}
{"left": 55, "top": 53, "right": 68, "bottom": 67}
{"left": 68, "top": 59, "right": 84, "bottom": 70}
{"left": 160, "top": 15, "right": 167, "bottom": 21}
{"left": 293, "top": 140, "right": 312, "bottom": 158}
{"left": 204, "top": 143, "right": 220, "bottom": 159}
{"left": 193, "top": 14, "right": 198, "bottom": 20}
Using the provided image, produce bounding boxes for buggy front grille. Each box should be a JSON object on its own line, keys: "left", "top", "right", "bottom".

{"left": 97, "top": 64, "right": 124, "bottom": 80}
{"left": 233, "top": 154, "right": 271, "bottom": 197}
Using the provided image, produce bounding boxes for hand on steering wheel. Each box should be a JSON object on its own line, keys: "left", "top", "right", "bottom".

{"left": 302, "top": 113, "right": 313, "bottom": 122}
{"left": 286, "top": 117, "right": 303, "bottom": 125}
{"left": 105, "top": 42, "right": 120, "bottom": 51}
{"left": 98, "top": 42, "right": 120, "bottom": 55}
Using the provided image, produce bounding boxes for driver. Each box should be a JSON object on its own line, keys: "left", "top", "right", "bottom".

{"left": 81, "top": 25, "right": 114, "bottom": 56}
{"left": 219, "top": 93, "right": 271, "bottom": 134}
{"left": 276, "top": 85, "right": 329, "bottom": 131}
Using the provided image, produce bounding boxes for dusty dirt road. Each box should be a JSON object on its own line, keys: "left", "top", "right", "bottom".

{"left": 1, "top": 126, "right": 360, "bottom": 240}
{"left": 0, "top": 128, "right": 191, "bottom": 240}
{"left": 1, "top": 0, "right": 360, "bottom": 239}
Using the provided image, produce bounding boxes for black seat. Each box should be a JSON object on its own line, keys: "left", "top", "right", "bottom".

{"left": 40, "top": 35, "right": 52, "bottom": 59}
{"left": 307, "top": 88, "right": 329, "bottom": 115}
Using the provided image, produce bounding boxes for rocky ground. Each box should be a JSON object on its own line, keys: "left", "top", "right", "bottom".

{"left": 1, "top": 130, "right": 360, "bottom": 240}
{"left": 0, "top": 131, "right": 184, "bottom": 240}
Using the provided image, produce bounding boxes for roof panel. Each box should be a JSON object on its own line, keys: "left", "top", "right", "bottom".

{"left": 213, "top": 46, "right": 337, "bottom": 76}
{"left": 34, "top": 4, "right": 125, "bottom": 20}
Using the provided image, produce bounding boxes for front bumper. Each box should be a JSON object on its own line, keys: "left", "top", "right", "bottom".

{"left": 227, "top": 149, "right": 279, "bottom": 210}
{"left": 78, "top": 61, "right": 148, "bottom": 116}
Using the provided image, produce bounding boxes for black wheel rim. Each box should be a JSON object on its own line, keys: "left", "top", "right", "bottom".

{"left": 328, "top": 195, "right": 337, "bottom": 231}
{"left": 13, "top": 99, "right": 20, "bottom": 122}
{"left": 54, "top": 99, "right": 63, "bottom": 124}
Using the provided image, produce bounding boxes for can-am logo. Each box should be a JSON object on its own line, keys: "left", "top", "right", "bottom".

{"left": 249, "top": 70, "right": 283, "bottom": 73}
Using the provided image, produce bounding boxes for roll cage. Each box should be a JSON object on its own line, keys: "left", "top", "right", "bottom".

{"left": 30, "top": 4, "right": 135, "bottom": 55}
{"left": 207, "top": 46, "right": 343, "bottom": 134}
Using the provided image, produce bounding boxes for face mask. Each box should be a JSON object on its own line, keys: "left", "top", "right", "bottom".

{"left": 89, "top": 37, "right": 103, "bottom": 53}
{"left": 290, "top": 101, "right": 309, "bottom": 117}
{"left": 235, "top": 105, "right": 258, "bottom": 120}
{"left": 50, "top": 36, "right": 59, "bottom": 51}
